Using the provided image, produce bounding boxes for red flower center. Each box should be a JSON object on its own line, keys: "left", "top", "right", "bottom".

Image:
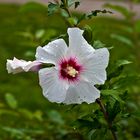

{"left": 59, "top": 57, "right": 82, "bottom": 81}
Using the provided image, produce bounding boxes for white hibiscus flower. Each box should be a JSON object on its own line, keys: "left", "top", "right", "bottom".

{"left": 6, "top": 28, "right": 109, "bottom": 104}
{"left": 36, "top": 28, "right": 109, "bottom": 104}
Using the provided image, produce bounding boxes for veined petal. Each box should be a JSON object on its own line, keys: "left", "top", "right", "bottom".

{"left": 6, "top": 57, "right": 41, "bottom": 74}
{"left": 35, "top": 39, "right": 68, "bottom": 64}
{"left": 39, "top": 67, "right": 69, "bottom": 103}
{"left": 81, "top": 48, "right": 109, "bottom": 85}
{"left": 63, "top": 81, "right": 100, "bottom": 104}
{"left": 67, "top": 28, "right": 95, "bottom": 59}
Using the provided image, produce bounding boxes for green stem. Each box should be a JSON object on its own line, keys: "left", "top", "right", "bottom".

{"left": 62, "top": 0, "right": 72, "bottom": 18}
{"left": 96, "top": 98, "right": 118, "bottom": 140}
{"left": 64, "top": 7, "right": 72, "bottom": 18}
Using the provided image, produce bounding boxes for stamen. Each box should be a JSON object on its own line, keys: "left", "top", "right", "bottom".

{"left": 67, "top": 66, "right": 78, "bottom": 77}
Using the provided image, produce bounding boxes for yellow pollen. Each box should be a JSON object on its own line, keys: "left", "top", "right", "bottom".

{"left": 67, "top": 66, "right": 78, "bottom": 77}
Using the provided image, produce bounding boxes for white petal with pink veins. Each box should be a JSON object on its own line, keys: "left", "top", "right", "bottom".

{"left": 39, "top": 67, "right": 69, "bottom": 103}
{"left": 63, "top": 81, "right": 100, "bottom": 104}
{"left": 67, "top": 28, "right": 95, "bottom": 60}
{"left": 81, "top": 48, "right": 109, "bottom": 85}
{"left": 35, "top": 39, "right": 68, "bottom": 65}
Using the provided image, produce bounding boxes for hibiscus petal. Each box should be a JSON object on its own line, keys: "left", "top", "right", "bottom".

{"left": 39, "top": 67, "right": 68, "bottom": 103}
{"left": 67, "top": 28, "right": 95, "bottom": 59}
{"left": 63, "top": 81, "right": 100, "bottom": 104}
{"left": 6, "top": 57, "right": 41, "bottom": 74}
{"left": 35, "top": 39, "right": 68, "bottom": 64}
{"left": 81, "top": 48, "right": 109, "bottom": 85}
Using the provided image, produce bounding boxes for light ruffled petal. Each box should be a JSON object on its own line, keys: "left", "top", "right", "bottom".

{"left": 67, "top": 28, "right": 95, "bottom": 59}
{"left": 81, "top": 48, "right": 109, "bottom": 85}
{"left": 6, "top": 57, "right": 41, "bottom": 74}
{"left": 39, "top": 67, "right": 69, "bottom": 103}
{"left": 63, "top": 81, "right": 100, "bottom": 104}
{"left": 35, "top": 39, "right": 68, "bottom": 64}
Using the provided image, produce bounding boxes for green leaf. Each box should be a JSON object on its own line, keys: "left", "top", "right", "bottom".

{"left": 78, "top": 10, "right": 112, "bottom": 23}
{"left": 48, "top": 2, "right": 59, "bottom": 15}
{"left": 24, "top": 51, "right": 34, "bottom": 57}
{"left": 107, "top": 65, "right": 123, "bottom": 80}
{"left": 67, "top": 17, "right": 78, "bottom": 26}
{"left": 132, "top": 111, "right": 140, "bottom": 118}
{"left": 101, "top": 90, "right": 124, "bottom": 104}
{"left": 2, "top": 127, "right": 24, "bottom": 137}
{"left": 34, "top": 110, "right": 43, "bottom": 122}
{"left": 91, "top": 129, "right": 100, "bottom": 140}
{"left": 41, "top": 28, "right": 58, "bottom": 43}
{"left": 104, "top": 3, "right": 134, "bottom": 19}
{"left": 48, "top": 110, "right": 64, "bottom": 125}
{"left": 19, "top": 2, "right": 47, "bottom": 13}
{"left": 116, "top": 60, "right": 132, "bottom": 67}
{"left": 0, "top": 109, "right": 18, "bottom": 116}
{"left": 111, "top": 33, "right": 133, "bottom": 47}
{"left": 60, "top": 9, "right": 69, "bottom": 18}
{"left": 5, "top": 93, "right": 18, "bottom": 109}
{"left": 83, "top": 25, "right": 93, "bottom": 43}
{"left": 35, "top": 29, "right": 45, "bottom": 39}
{"left": 121, "top": 26, "right": 133, "bottom": 33}
{"left": 112, "top": 75, "right": 140, "bottom": 89}
{"left": 74, "top": 118, "right": 101, "bottom": 133}
{"left": 87, "top": 10, "right": 112, "bottom": 19}
{"left": 77, "top": 14, "right": 86, "bottom": 24}
{"left": 18, "top": 109, "right": 34, "bottom": 120}
{"left": 68, "top": 0, "right": 80, "bottom": 8}
{"left": 106, "top": 101, "right": 121, "bottom": 122}
{"left": 108, "top": 59, "right": 132, "bottom": 80}
{"left": 16, "top": 31, "right": 33, "bottom": 40}
{"left": 93, "top": 40, "right": 105, "bottom": 49}
{"left": 91, "top": 128, "right": 109, "bottom": 140}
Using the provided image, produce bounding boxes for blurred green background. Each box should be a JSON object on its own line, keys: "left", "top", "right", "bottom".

{"left": 0, "top": 0, "right": 140, "bottom": 140}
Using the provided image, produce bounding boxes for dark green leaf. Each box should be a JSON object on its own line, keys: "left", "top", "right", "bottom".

{"left": 68, "top": 0, "right": 80, "bottom": 8}
{"left": 101, "top": 90, "right": 124, "bottom": 103}
{"left": 108, "top": 59, "right": 132, "bottom": 80}
{"left": 48, "top": 2, "right": 59, "bottom": 15}
{"left": 83, "top": 25, "right": 93, "bottom": 43}
{"left": 77, "top": 14, "right": 86, "bottom": 24}
{"left": 74, "top": 118, "right": 101, "bottom": 131}
{"left": 77, "top": 10, "right": 112, "bottom": 23}
{"left": 91, "top": 128, "right": 109, "bottom": 140}
{"left": 112, "top": 75, "right": 140, "bottom": 89}
{"left": 93, "top": 40, "right": 105, "bottom": 49}
{"left": 107, "top": 101, "right": 121, "bottom": 122}
{"left": 87, "top": 10, "right": 112, "bottom": 19}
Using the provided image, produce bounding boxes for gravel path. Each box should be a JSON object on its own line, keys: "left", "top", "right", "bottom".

{"left": 0, "top": 0, "right": 140, "bottom": 18}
